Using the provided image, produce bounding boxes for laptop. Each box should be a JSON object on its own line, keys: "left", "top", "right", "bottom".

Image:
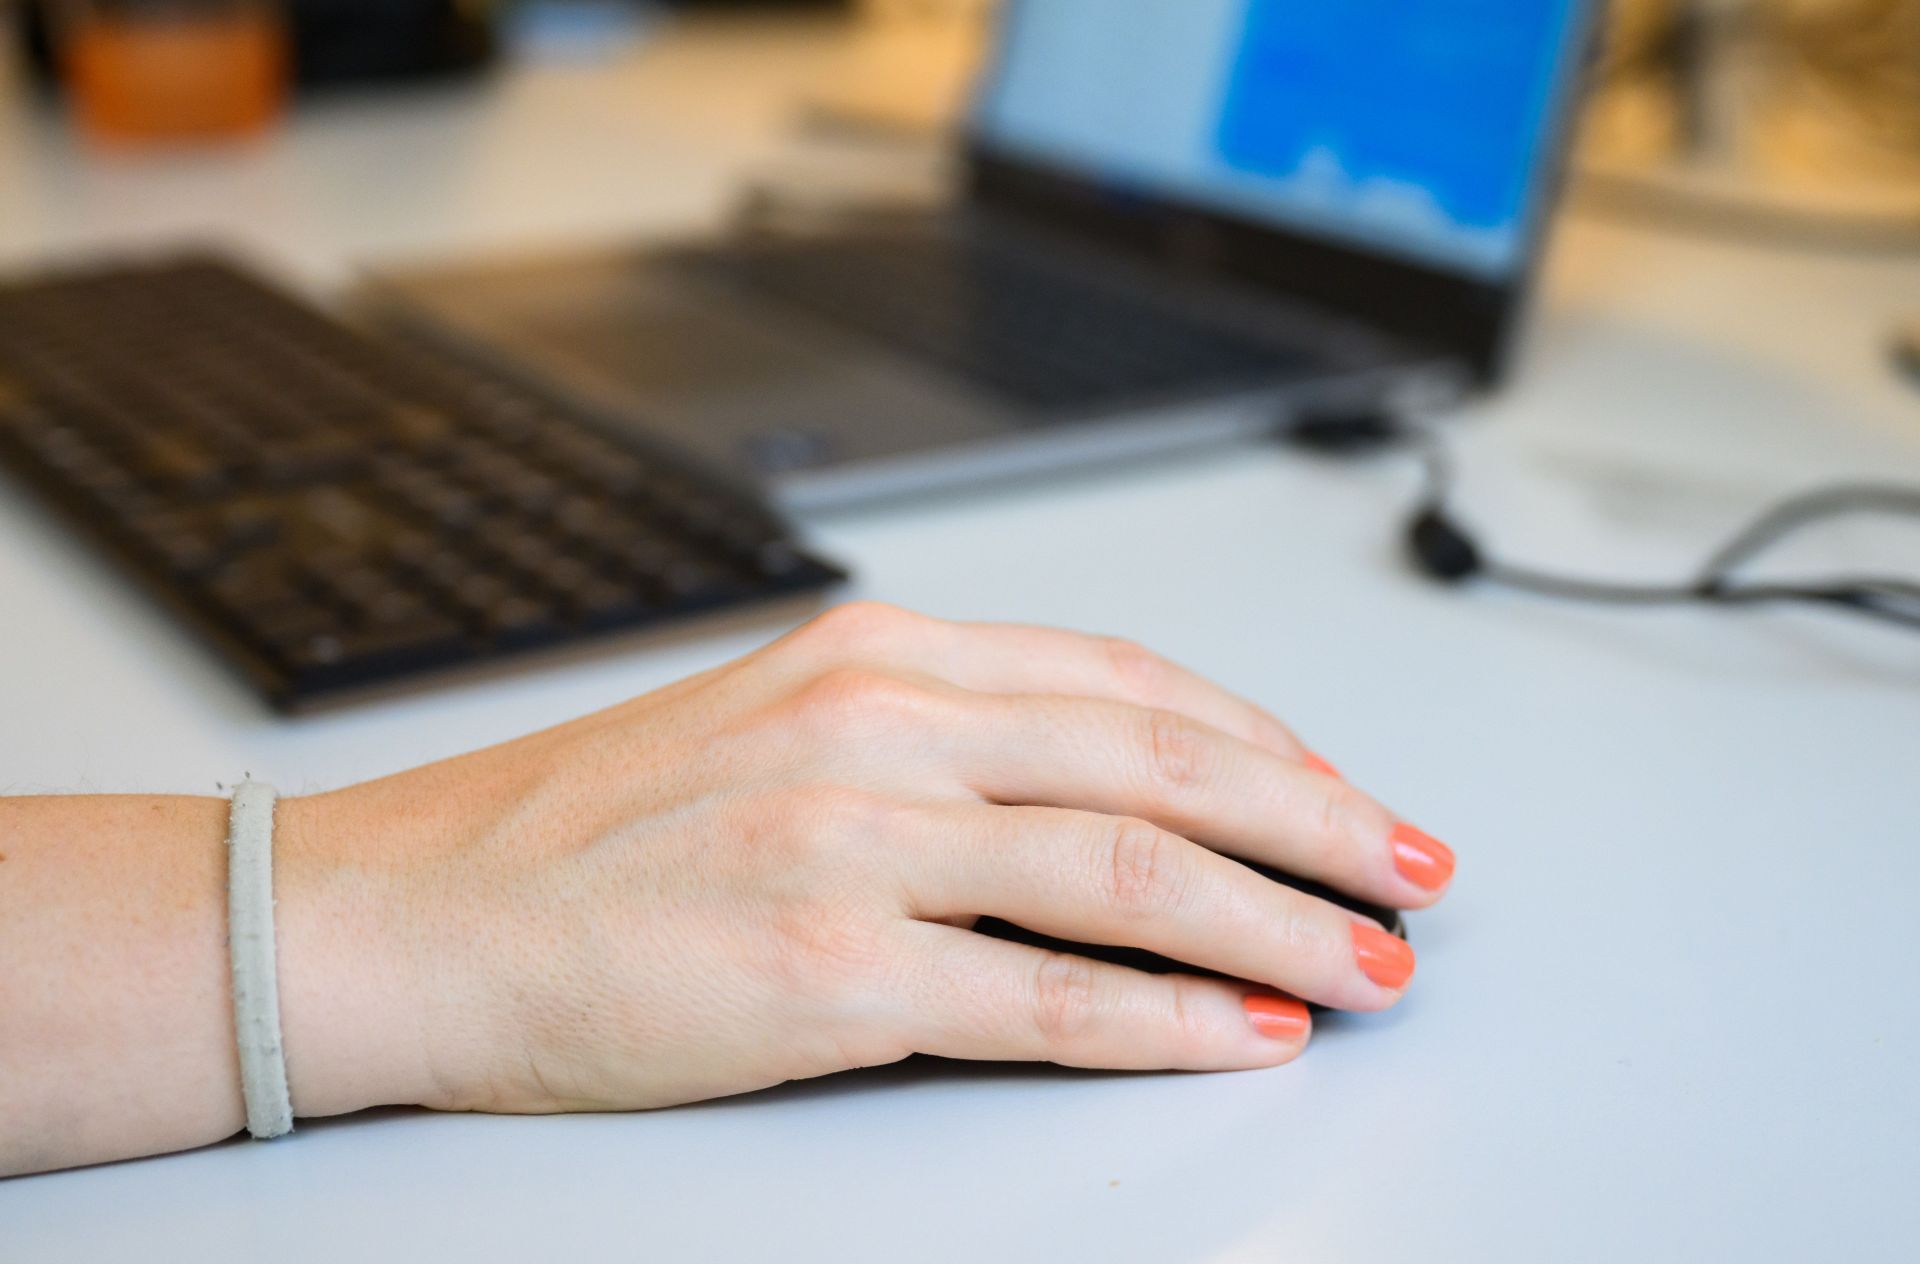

{"left": 364, "top": 0, "right": 1599, "bottom": 509}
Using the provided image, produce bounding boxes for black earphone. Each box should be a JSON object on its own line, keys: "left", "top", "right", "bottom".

{"left": 1284, "top": 409, "right": 1920, "bottom": 635}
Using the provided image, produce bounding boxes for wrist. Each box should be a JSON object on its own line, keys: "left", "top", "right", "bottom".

{"left": 272, "top": 790, "right": 453, "bottom": 1118}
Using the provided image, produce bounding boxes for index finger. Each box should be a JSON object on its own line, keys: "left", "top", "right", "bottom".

{"left": 784, "top": 604, "right": 1320, "bottom": 765}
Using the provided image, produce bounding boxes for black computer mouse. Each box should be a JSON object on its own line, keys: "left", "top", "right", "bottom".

{"left": 971, "top": 857, "right": 1406, "bottom": 1007}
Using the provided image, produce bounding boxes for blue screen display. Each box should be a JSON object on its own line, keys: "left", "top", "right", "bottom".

{"left": 973, "top": 0, "right": 1586, "bottom": 278}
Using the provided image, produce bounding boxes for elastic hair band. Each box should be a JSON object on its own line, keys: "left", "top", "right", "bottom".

{"left": 227, "top": 781, "right": 294, "bottom": 1140}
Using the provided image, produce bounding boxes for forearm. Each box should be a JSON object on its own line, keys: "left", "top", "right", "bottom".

{"left": 0, "top": 793, "right": 436, "bottom": 1176}
{"left": 0, "top": 796, "right": 244, "bottom": 1173}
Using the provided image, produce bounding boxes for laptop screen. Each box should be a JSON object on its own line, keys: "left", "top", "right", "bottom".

{"left": 971, "top": 0, "right": 1588, "bottom": 281}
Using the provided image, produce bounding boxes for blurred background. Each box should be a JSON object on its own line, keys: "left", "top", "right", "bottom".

{"left": 3, "top": 0, "right": 1917, "bottom": 238}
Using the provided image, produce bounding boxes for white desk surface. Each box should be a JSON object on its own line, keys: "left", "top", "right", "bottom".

{"left": 3, "top": 18, "right": 1918, "bottom": 1262}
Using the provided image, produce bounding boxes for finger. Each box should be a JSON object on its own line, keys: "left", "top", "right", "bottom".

{"left": 929, "top": 621, "right": 1313, "bottom": 761}
{"left": 780, "top": 603, "right": 1317, "bottom": 764}
{"left": 906, "top": 804, "right": 1411, "bottom": 1011}
{"left": 895, "top": 921, "right": 1312, "bottom": 1070}
{"left": 951, "top": 693, "right": 1455, "bottom": 909}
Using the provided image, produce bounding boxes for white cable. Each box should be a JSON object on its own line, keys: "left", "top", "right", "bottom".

{"left": 227, "top": 781, "right": 294, "bottom": 1140}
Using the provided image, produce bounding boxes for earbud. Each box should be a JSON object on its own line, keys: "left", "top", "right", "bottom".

{"left": 1406, "top": 508, "right": 1483, "bottom": 583}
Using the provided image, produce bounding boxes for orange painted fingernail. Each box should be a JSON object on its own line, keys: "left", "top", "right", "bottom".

{"left": 1352, "top": 924, "right": 1416, "bottom": 990}
{"left": 1243, "top": 994, "right": 1311, "bottom": 1041}
{"left": 1303, "top": 751, "right": 1344, "bottom": 780}
{"left": 1391, "top": 822, "right": 1455, "bottom": 890}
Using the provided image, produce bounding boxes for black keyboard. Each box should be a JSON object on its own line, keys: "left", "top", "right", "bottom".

{"left": 0, "top": 257, "right": 844, "bottom": 711}
{"left": 674, "top": 230, "right": 1316, "bottom": 413}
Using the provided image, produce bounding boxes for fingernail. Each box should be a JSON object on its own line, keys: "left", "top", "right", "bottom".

{"left": 1303, "top": 751, "right": 1344, "bottom": 780}
{"left": 1352, "top": 924, "right": 1416, "bottom": 990}
{"left": 1243, "top": 994, "right": 1311, "bottom": 1041}
{"left": 1391, "top": 822, "right": 1456, "bottom": 891}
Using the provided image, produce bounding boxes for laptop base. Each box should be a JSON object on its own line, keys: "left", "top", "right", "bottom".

{"left": 363, "top": 211, "right": 1453, "bottom": 510}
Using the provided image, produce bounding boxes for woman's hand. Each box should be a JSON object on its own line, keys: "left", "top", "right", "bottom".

{"left": 281, "top": 603, "right": 1456, "bottom": 1118}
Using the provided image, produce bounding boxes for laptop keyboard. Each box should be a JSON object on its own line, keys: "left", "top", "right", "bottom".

{"left": 674, "top": 229, "right": 1317, "bottom": 413}
{"left": 0, "top": 257, "right": 844, "bottom": 710}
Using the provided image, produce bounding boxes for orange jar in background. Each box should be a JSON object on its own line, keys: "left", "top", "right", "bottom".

{"left": 56, "top": 0, "right": 289, "bottom": 144}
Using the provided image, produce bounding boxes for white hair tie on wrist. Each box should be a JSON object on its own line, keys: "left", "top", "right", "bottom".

{"left": 227, "top": 781, "right": 294, "bottom": 1140}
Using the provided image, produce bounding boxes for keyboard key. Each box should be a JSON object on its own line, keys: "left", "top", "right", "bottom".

{"left": 482, "top": 595, "right": 566, "bottom": 649}
{"left": 280, "top": 615, "right": 472, "bottom": 690}
{"left": 566, "top": 577, "right": 656, "bottom": 630}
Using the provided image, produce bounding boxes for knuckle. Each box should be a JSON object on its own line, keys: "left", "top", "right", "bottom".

{"left": 1166, "top": 977, "right": 1210, "bottom": 1054}
{"left": 1297, "top": 780, "right": 1390, "bottom": 873}
{"left": 760, "top": 783, "right": 902, "bottom": 872}
{"left": 792, "top": 667, "right": 932, "bottom": 732}
{"left": 786, "top": 784, "right": 901, "bottom": 847}
{"left": 1140, "top": 709, "right": 1207, "bottom": 798}
{"left": 800, "top": 601, "right": 918, "bottom": 654}
{"left": 1098, "top": 818, "right": 1188, "bottom": 920}
{"left": 1030, "top": 952, "right": 1100, "bottom": 1047}
{"left": 1271, "top": 895, "right": 1322, "bottom": 963}
{"left": 767, "top": 896, "right": 887, "bottom": 994}
{"left": 1103, "top": 637, "right": 1168, "bottom": 700}
{"left": 828, "top": 1030, "right": 914, "bottom": 1073}
{"left": 1298, "top": 780, "right": 1350, "bottom": 870}
{"left": 755, "top": 791, "right": 899, "bottom": 992}
{"left": 1251, "top": 708, "right": 1301, "bottom": 754}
